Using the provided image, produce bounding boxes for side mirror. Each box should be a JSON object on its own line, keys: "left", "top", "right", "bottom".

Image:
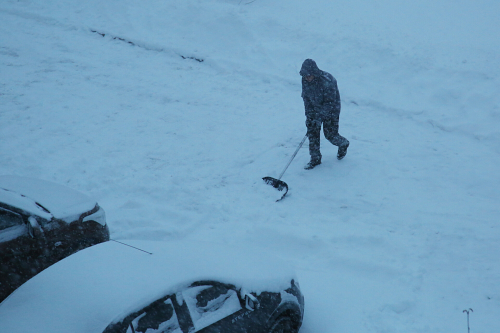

{"left": 27, "top": 216, "right": 44, "bottom": 239}
{"left": 244, "top": 293, "right": 260, "bottom": 311}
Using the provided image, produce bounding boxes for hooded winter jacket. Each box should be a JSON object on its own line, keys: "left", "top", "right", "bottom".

{"left": 300, "top": 59, "right": 341, "bottom": 121}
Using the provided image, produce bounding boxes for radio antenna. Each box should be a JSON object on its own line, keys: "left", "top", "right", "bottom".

{"left": 110, "top": 239, "right": 153, "bottom": 255}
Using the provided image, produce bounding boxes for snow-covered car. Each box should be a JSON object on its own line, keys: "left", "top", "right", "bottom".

{"left": 0, "top": 175, "right": 109, "bottom": 302}
{"left": 0, "top": 240, "right": 304, "bottom": 333}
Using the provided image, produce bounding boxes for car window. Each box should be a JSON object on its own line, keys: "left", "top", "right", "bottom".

{"left": 0, "top": 208, "right": 23, "bottom": 230}
{"left": 127, "top": 298, "right": 181, "bottom": 333}
{"left": 182, "top": 284, "right": 242, "bottom": 332}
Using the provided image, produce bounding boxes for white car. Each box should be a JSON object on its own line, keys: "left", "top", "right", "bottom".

{"left": 0, "top": 240, "right": 304, "bottom": 333}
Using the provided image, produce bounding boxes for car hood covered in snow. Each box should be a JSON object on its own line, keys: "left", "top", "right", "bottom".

{"left": 0, "top": 240, "right": 296, "bottom": 333}
{"left": 0, "top": 175, "right": 97, "bottom": 222}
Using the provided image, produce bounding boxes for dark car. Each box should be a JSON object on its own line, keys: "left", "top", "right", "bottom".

{"left": 104, "top": 278, "right": 303, "bottom": 333}
{"left": 0, "top": 240, "right": 304, "bottom": 333}
{"left": 0, "top": 175, "right": 110, "bottom": 302}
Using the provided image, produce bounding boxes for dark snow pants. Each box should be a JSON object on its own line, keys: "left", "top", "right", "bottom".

{"left": 306, "top": 116, "right": 349, "bottom": 162}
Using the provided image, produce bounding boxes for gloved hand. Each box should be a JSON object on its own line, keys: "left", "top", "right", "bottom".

{"left": 306, "top": 117, "right": 321, "bottom": 128}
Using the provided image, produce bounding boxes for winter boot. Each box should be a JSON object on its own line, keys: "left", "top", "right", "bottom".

{"left": 304, "top": 158, "right": 321, "bottom": 170}
{"left": 337, "top": 142, "right": 349, "bottom": 160}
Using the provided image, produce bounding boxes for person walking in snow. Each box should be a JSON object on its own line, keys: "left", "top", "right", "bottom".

{"left": 300, "top": 59, "right": 349, "bottom": 169}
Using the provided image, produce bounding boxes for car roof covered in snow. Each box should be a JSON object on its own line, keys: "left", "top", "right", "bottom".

{"left": 0, "top": 240, "right": 296, "bottom": 333}
{"left": 0, "top": 175, "right": 97, "bottom": 222}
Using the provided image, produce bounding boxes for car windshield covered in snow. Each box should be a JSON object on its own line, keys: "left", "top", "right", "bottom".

{"left": 0, "top": 240, "right": 304, "bottom": 333}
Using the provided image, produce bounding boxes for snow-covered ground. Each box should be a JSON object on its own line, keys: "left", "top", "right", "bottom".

{"left": 1, "top": 0, "right": 499, "bottom": 332}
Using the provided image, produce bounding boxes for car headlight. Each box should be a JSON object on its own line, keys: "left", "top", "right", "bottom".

{"left": 82, "top": 207, "right": 106, "bottom": 226}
